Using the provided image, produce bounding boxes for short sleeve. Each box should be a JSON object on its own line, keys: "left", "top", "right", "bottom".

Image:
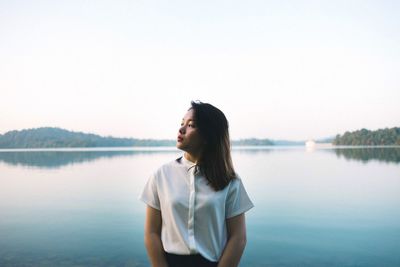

{"left": 226, "top": 178, "right": 254, "bottom": 219}
{"left": 139, "top": 172, "right": 161, "bottom": 210}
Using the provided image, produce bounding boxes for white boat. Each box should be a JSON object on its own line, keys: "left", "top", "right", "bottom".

{"left": 305, "top": 140, "right": 316, "bottom": 147}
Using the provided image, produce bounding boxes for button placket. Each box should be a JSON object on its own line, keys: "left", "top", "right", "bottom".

{"left": 187, "top": 166, "right": 197, "bottom": 253}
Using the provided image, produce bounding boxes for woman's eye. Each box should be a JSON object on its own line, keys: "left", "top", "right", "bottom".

{"left": 180, "top": 122, "right": 195, "bottom": 128}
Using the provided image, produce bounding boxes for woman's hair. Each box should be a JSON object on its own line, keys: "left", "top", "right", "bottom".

{"left": 189, "top": 100, "right": 236, "bottom": 191}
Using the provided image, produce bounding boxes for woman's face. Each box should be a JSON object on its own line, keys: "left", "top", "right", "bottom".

{"left": 176, "top": 108, "right": 205, "bottom": 155}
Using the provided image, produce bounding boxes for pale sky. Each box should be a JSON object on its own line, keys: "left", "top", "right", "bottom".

{"left": 1, "top": 0, "right": 399, "bottom": 141}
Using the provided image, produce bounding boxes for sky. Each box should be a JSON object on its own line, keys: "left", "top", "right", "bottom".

{"left": 1, "top": 0, "right": 399, "bottom": 141}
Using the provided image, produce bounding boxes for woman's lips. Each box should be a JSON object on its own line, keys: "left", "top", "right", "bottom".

{"left": 177, "top": 136, "right": 183, "bottom": 142}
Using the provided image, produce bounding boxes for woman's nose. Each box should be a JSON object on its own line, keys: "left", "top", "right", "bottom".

{"left": 179, "top": 126, "right": 185, "bottom": 134}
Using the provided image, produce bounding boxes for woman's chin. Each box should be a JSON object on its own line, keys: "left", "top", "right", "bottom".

{"left": 176, "top": 144, "right": 188, "bottom": 153}
{"left": 176, "top": 142, "right": 183, "bottom": 149}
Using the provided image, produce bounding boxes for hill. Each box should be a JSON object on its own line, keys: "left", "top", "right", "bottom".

{"left": 0, "top": 127, "right": 174, "bottom": 148}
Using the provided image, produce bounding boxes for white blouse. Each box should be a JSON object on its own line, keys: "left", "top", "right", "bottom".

{"left": 139, "top": 154, "right": 254, "bottom": 262}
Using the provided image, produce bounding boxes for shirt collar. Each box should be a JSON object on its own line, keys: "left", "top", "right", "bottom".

{"left": 181, "top": 154, "right": 199, "bottom": 173}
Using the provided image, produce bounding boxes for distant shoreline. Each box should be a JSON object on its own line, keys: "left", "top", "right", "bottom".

{"left": 1, "top": 126, "right": 399, "bottom": 148}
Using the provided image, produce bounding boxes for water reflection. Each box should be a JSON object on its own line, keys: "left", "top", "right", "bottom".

{"left": 2, "top": 147, "right": 399, "bottom": 169}
{"left": 0, "top": 147, "right": 280, "bottom": 169}
{"left": 330, "top": 147, "right": 400, "bottom": 164}
{"left": 0, "top": 149, "right": 179, "bottom": 169}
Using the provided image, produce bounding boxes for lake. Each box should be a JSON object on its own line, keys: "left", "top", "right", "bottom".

{"left": 0, "top": 146, "right": 399, "bottom": 267}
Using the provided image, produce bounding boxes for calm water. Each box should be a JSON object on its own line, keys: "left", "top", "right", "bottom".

{"left": 0, "top": 146, "right": 399, "bottom": 267}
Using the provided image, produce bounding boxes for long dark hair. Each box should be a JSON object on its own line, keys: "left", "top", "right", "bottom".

{"left": 190, "top": 100, "right": 236, "bottom": 191}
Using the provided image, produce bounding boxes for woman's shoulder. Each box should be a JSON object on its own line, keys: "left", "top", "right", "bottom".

{"left": 153, "top": 156, "right": 185, "bottom": 175}
{"left": 231, "top": 172, "right": 243, "bottom": 182}
{"left": 226, "top": 173, "right": 245, "bottom": 189}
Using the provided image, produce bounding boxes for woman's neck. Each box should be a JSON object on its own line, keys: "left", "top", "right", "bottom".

{"left": 184, "top": 152, "right": 200, "bottom": 164}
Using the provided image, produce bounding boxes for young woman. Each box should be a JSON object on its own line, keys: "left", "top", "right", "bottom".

{"left": 140, "top": 101, "right": 254, "bottom": 267}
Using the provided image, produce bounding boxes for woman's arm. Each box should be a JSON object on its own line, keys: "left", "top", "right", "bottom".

{"left": 144, "top": 205, "right": 169, "bottom": 267}
{"left": 217, "top": 213, "right": 247, "bottom": 267}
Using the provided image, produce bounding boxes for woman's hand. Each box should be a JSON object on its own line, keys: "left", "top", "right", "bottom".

{"left": 217, "top": 213, "right": 247, "bottom": 267}
{"left": 144, "top": 205, "right": 169, "bottom": 267}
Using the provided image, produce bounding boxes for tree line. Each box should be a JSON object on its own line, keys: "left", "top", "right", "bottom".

{"left": 333, "top": 127, "right": 400, "bottom": 146}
